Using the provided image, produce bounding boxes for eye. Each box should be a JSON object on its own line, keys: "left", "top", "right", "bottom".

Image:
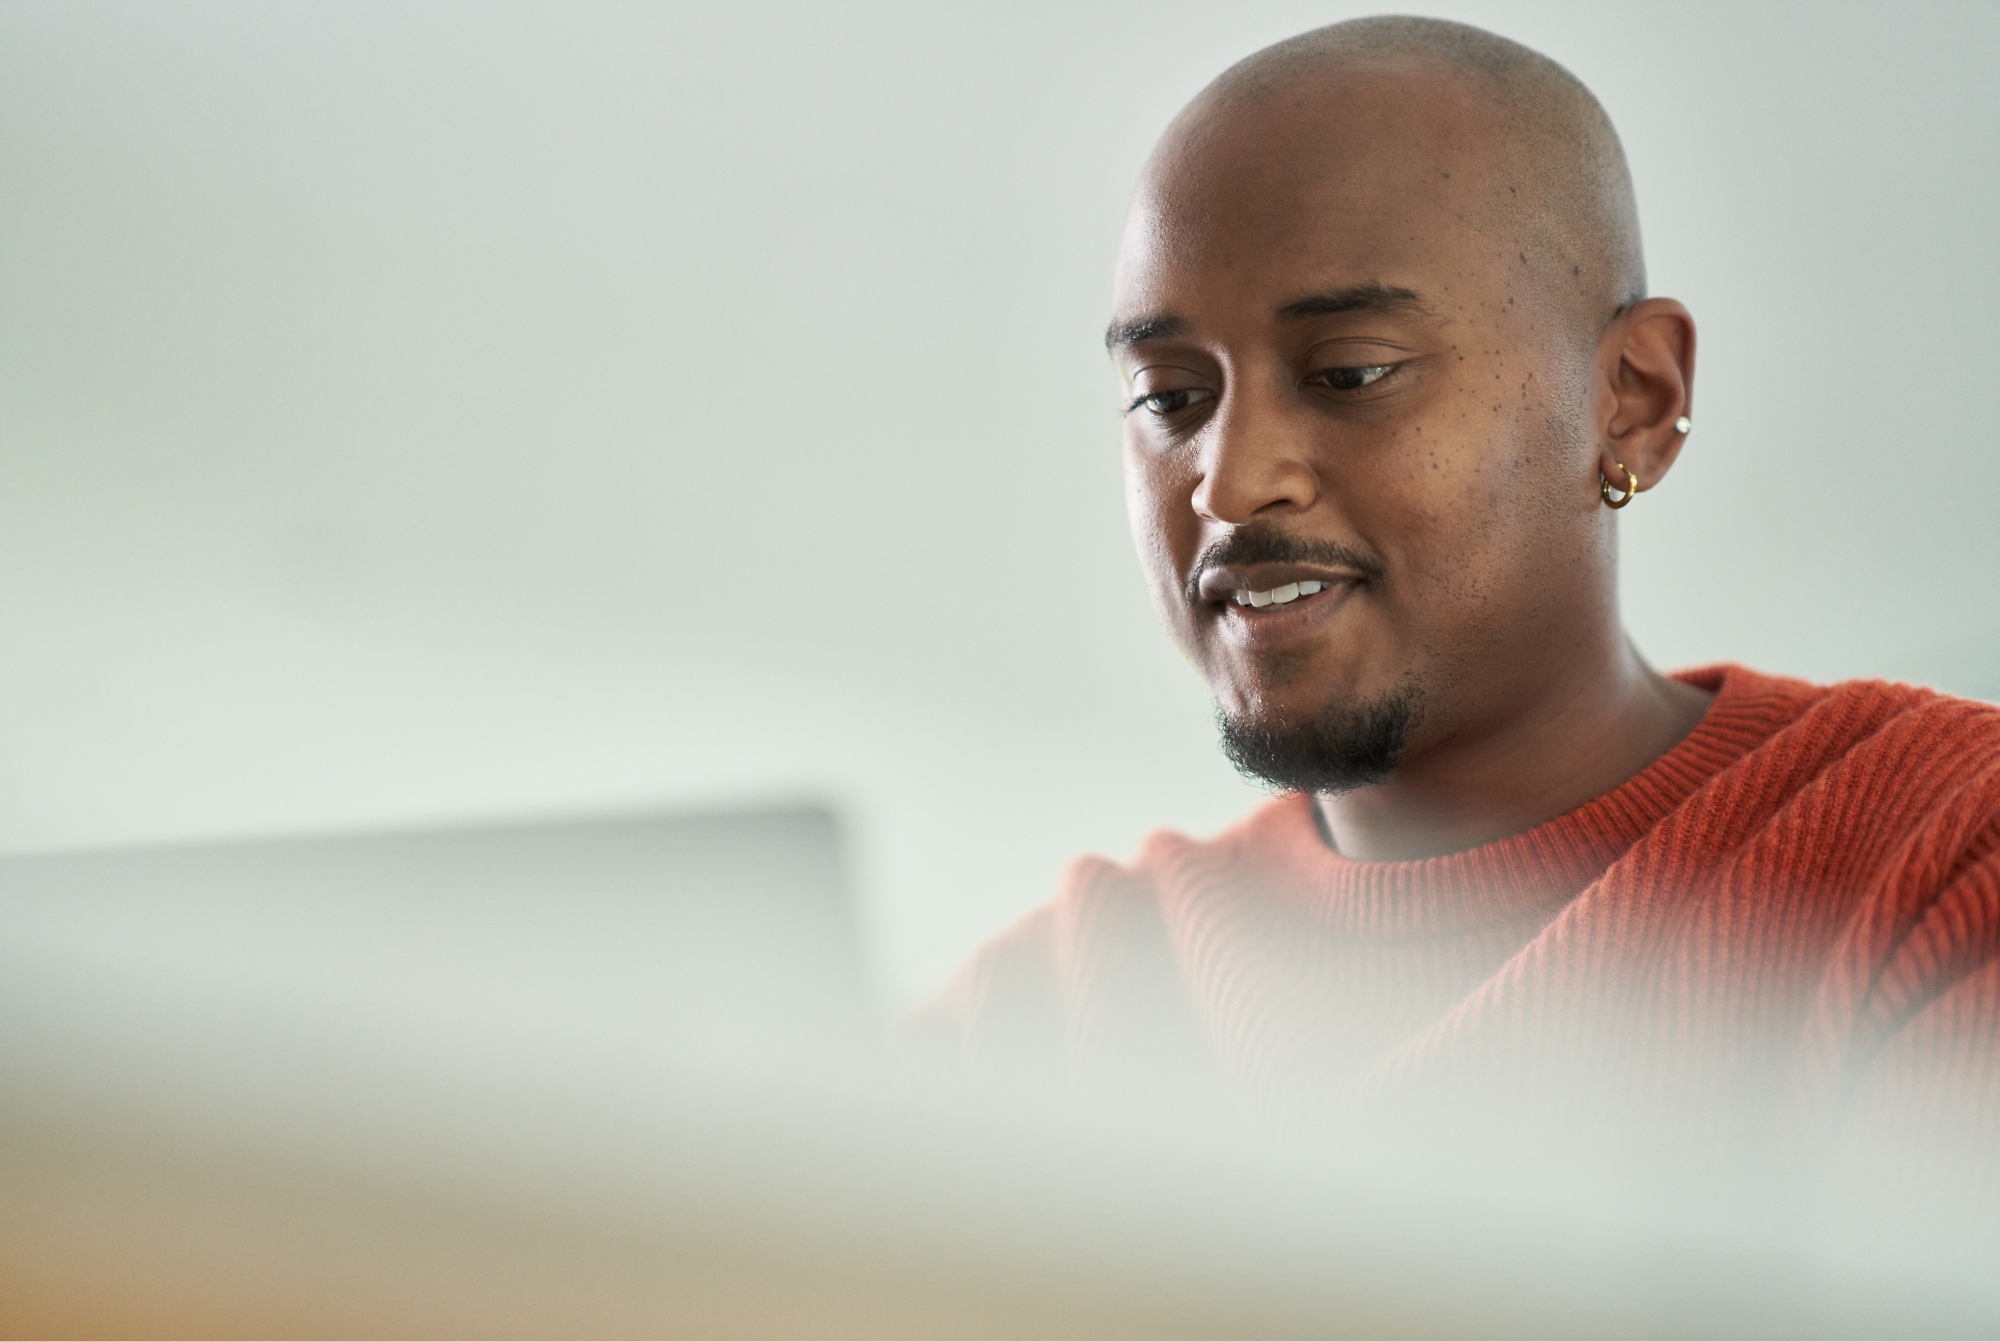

{"left": 1310, "top": 364, "right": 1396, "bottom": 391}
{"left": 1124, "top": 387, "right": 1216, "bottom": 417}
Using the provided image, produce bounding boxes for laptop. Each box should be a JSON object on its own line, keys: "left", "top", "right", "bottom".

{"left": 0, "top": 804, "right": 874, "bottom": 1087}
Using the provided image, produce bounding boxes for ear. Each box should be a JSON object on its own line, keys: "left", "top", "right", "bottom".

{"left": 1594, "top": 298, "right": 1695, "bottom": 495}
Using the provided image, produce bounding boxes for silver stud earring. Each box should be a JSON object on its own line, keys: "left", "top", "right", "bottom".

{"left": 1674, "top": 415, "right": 1692, "bottom": 434}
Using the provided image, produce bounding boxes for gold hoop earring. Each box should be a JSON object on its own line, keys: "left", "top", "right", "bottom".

{"left": 1600, "top": 462, "right": 1639, "bottom": 509}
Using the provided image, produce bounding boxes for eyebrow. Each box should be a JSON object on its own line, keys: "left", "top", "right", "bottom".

{"left": 1105, "top": 284, "right": 1434, "bottom": 353}
{"left": 1103, "top": 313, "right": 1188, "bottom": 351}
{"left": 1276, "top": 283, "right": 1432, "bottom": 323}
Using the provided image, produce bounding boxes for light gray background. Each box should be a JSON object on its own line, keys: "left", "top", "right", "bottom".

{"left": 3, "top": 1, "right": 1995, "bottom": 1006}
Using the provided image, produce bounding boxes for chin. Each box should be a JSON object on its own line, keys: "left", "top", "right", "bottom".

{"left": 1215, "top": 679, "right": 1418, "bottom": 795}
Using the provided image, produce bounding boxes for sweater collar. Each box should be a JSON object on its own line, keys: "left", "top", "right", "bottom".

{"left": 1218, "top": 665, "right": 1818, "bottom": 938}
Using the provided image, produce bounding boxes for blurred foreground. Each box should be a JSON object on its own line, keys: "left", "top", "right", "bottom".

{"left": 2, "top": 809, "right": 1995, "bottom": 1338}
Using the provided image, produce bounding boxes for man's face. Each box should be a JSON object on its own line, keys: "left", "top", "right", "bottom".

{"left": 1110, "top": 73, "right": 1611, "bottom": 777}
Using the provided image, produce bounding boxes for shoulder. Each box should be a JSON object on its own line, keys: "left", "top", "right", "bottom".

{"left": 939, "top": 792, "right": 1319, "bottom": 988}
{"left": 1680, "top": 664, "right": 2000, "bottom": 812}
{"left": 1677, "top": 669, "right": 2000, "bottom": 1002}
{"left": 902, "top": 795, "right": 1317, "bottom": 1069}
{"left": 1784, "top": 672, "right": 2000, "bottom": 816}
{"left": 1688, "top": 662, "right": 2000, "bottom": 744}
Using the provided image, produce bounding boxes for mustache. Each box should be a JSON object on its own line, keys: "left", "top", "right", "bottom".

{"left": 1184, "top": 526, "right": 1386, "bottom": 607}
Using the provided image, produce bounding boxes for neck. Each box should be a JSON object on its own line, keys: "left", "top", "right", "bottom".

{"left": 1315, "top": 638, "right": 1714, "bottom": 862}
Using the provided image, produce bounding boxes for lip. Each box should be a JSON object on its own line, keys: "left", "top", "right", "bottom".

{"left": 1205, "top": 574, "right": 1364, "bottom": 651}
{"left": 1195, "top": 562, "right": 1370, "bottom": 605}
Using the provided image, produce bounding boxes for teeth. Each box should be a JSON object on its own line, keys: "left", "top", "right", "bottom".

{"left": 1231, "top": 580, "right": 1328, "bottom": 608}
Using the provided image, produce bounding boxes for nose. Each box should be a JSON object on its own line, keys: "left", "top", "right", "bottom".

{"left": 1189, "top": 382, "right": 1320, "bottom": 523}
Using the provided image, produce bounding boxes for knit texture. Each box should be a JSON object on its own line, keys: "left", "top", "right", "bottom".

{"left": 917, "top": 666, "right": 2000, "bottom": 1162}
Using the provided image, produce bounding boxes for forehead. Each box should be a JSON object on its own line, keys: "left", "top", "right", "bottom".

{"left": 1113, "top": 72, "right": 1509, "bottom": 319}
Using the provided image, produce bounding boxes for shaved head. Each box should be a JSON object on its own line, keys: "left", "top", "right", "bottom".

{"left": 1173, "top": 16, "right": 1645, "bottom": 342}
{"left": 1109, "top": 16, "right": 1699, "bottom": 853}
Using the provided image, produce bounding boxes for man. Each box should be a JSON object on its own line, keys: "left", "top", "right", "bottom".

{"left": 918, "top": 17, "right": 2000, "bottom": 1170}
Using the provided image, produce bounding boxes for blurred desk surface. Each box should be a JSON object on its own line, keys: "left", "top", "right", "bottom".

{"left": 2, "top": 817, "right": 1996, "bottom": 1337}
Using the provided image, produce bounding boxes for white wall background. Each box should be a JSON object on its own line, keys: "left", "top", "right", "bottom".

{"left": 2, "top": 0, "right": 1995, "bottom": 1007}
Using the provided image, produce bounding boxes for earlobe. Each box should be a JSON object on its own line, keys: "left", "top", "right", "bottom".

{"left": 1599, "top": 460, "right": 1639, "bottom": 509}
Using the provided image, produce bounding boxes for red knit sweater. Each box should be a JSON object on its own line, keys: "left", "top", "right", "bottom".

{"left": 920, "top": 666, "right": 2000, "bottom": 1165}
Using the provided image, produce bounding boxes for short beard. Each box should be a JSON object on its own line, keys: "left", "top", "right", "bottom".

{"left": 1217, "top": 682, "right": 1419, "bottom": 795}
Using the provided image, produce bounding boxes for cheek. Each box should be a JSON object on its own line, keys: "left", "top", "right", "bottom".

{"left": 1124, "top": 444, "right": 1206, "bottom": 644}
{"left": 1359, "top": 374, "right": 1556, "bottom": 600}
{"left": 1354, "top": 413, "right": 1494, "bottom": 575}
{"left": 1379, "top": 368, "right": 1593, "bottom": 637}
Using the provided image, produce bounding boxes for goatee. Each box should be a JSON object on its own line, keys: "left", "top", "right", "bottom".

{"left": 1217, "top": 682, "right": 1419, "bottom": 795}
